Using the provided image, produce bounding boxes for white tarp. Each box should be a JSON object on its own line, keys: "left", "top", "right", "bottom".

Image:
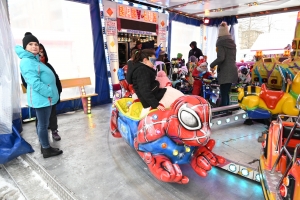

{"left": 171, "top": 21, "right": 201, "bottom": 61}
{"left": 8, "top": 0, "right": 95, "bottom": 107}
{"left": 0, "top": 0, "right": 21, "bottom": 134}
{"left": 250, "top": 32, "right": 294, "bottom": 52}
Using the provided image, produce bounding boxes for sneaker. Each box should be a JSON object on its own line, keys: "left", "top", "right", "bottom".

{"left": 52, "top": 130, "right": 61, "bottom": 141}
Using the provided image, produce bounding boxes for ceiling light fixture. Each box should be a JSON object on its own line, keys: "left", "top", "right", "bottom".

{"left": 247, "top": 2, "right": 259, "bottom": 6}
{"left": 204, "top": 18, "right": 210, "bottom": 24}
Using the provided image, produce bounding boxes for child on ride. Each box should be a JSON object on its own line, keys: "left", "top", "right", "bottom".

{"left": 192, "top": 61, "right": 212, "bottom": 96}
{"left": 187, "top": 56, "right": 198, "bottom": 85}
{"left": 127, "top": 49, "right": 184, "bottom": 117}
{"left": 171, "top": 53, "right": 185, "bottom": 68}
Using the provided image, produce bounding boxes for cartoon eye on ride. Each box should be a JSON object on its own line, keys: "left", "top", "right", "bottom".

{"left": 178, "top": 104, "right": 202, "bottom": 130}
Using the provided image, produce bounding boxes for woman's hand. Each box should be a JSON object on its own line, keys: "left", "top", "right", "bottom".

{"left": 157, "top": 105, "right": 165, "bottom": 111}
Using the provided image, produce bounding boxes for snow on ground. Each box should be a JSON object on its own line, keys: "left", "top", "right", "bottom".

{"left": 0, "top": 176, "right": 25, "bottom": 200}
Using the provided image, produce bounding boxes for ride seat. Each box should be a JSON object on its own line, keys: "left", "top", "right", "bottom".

{"left": 128, "top": 101, "right": 143, "bottom": 119}
{"left": 283, "top": 126, "right": 300, "bottom": 140}
{"left": 260, "top": 84, "right": 284, "bottom": 109}
{"left": 282, "top": 126, "right": 300, "bottom": 158}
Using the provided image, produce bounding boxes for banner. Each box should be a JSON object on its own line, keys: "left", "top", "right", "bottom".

{"left": 120, "top": 29, "right": 156, "bottom": 35}
{"left": 157, "top": 13, "right": 167, "bottom": 50}
{"left": 117, "top": 4, "right": 158, "bottom": 24}
{"left": 103, "top": 1, "right": 119, "bottom": 84}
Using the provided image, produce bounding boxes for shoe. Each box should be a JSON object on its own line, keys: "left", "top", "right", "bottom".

{"left": 41, "top": 146, "right": 63, "bottom": 158}
{"left": 52, "top": 130, "right": 61, "bottom": 141}
{"left": 40, "top": 146, "right": 59, "bottom": 154}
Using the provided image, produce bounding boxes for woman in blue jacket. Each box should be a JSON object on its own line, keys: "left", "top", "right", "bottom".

{"left": 15, "top": 32, "right": 63, "bottom": 158}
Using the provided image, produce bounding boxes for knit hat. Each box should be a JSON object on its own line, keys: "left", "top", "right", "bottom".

{"left": 189, "top": 56, "right": 198, "bottom": 63}
{"left": 218, "top": 22, "right": 230, "bottom": 37}
{"left": 22, "top": 32, "right": 39, "bottom": 49}
{"left": 177, "top": 53, "right": 183, "bottom": 59}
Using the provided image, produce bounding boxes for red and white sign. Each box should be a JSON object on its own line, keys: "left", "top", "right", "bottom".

{"left": 117, "top": 5, "right": 158, "bottom": 24}
{"left": 157, "top": 13, "right": 168, "bottom": 49}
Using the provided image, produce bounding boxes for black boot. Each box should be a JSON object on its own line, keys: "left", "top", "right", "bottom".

{"left": 40, "top": 146, "right": 59, "bottom": 154}
{"left": 41, "top": 146, "right": 63, "bottom": 158}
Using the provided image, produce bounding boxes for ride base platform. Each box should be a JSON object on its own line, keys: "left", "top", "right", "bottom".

{"left": 3, "top": 104, "right": 265, "bottom": 200}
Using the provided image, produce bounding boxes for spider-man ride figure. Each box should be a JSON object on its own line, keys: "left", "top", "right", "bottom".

{"left": 110, "top": 95, "right": 225, "bottom": 184}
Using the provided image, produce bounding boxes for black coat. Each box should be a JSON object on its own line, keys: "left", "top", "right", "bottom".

{"left": 126, "top": 62, "right": 166, "bottom": 109}
{"left": 188, "top": 47, "right": 203, "bottom": 60}
{"left": 21, "top": 44, "right": 62, "bottom": 104}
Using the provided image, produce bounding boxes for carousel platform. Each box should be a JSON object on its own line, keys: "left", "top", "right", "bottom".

{"left": 1, "top": 104, "right": 265, "bottom": 200}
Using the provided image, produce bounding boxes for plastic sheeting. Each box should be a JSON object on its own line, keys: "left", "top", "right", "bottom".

{"left": 8, "top": 0, "right": 111, "bottom": 116}
{"left": 0, "top": 1, "right": 20, "bottom": 135}
{"left": 0, "top": 1, "right": 34, "bottom": 164}
{"left": 170, "top": 21, "right": 201, "bottom": 60}
{"left": 206, "top": 26, "right": 218, "bottom": 68}
{"left": 0, "top": 126, "right": 34, "bottom": 164}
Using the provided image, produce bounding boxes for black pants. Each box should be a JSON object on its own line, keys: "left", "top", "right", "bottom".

{"left": 220, "top": 83, "right": 232, "bottom": 106}
{"left": 36, "top": 104, "right": 58, "bottom": 131}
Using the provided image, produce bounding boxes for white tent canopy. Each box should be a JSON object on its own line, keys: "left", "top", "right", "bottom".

{"left": 250, "top": 32, "right": 294, "bottom": 53}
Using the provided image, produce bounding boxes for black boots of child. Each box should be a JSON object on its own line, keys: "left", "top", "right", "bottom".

{"left": 41, "top": 146, "right": 63, "bottom": 158}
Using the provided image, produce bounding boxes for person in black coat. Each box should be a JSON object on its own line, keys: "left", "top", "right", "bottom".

{"left": 127, "top": 49, "right": 166, "bottom": 111}
{"left": 163, "top": 53, "right": 171, "bottom": 76}
{"left": 21, "top": 43, "right": 62, "bottom": 141}
{"left": 188, "top": 41, "right": 203, "bottom": 60}
{"left": 127, "top": 49, "right": 184, "bottom": 117}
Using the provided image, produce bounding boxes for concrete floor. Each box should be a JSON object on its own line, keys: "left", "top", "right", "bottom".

{"left": 211, "top": 121, "right": 267, "bottom": 169}
{"left": 20, "top": 104, "right": 264, "bottom": 200}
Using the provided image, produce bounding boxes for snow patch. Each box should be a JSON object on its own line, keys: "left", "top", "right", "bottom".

{"left": 0, "top": 176, "right": 25, "bottom": 200}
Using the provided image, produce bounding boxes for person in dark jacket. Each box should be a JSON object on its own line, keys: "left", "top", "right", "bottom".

{"left": 127, "top": 49, "right": 183, "bottom": 117}
{"left": 163, "top": 53, "right": 171, "bottom": 76}
{"left": 210, "top": 22, "right": 238, "bottom": 106}
{"left": 21, "top": 43, "right": 62, "bottom": 141}
{"left": 188, "top": 41, "right": 203, "bottom": 60}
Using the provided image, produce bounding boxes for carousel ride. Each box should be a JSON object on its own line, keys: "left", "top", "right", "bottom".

{"left": 110, "top": 9, "right": 300, "bottom": 199}
{"left": 236, "top": 12, "right": 300, "bottom": 200}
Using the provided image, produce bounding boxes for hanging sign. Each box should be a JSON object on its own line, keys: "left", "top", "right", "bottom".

{"left": 157, "top": 13, "right": 168, "bottom": 50}
{"left": 106, "top": 18, "right": 117, "bottom": 36}
{"left": 103, "top": 1, "right": 119, "bottom": 84}
{"left": 117, "top": 5, "right": 158, "bottom": 24}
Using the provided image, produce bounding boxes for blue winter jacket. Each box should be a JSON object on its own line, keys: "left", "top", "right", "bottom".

{"left": 15, "top": 45, "right": 59, "bottom": 108}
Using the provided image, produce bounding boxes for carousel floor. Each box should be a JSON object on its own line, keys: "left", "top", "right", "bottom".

{"left": 16, "top": 104, "right": 264, "bottom": 200}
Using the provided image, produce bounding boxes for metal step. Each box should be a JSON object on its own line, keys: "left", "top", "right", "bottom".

{"left": 1, "top": 154, "right": 78, "bottom": 200}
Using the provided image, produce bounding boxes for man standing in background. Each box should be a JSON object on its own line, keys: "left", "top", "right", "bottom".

{"left": 188, "top": 41, "right": 203, "bottom": 60}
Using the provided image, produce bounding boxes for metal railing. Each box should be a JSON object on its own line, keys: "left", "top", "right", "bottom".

{"left": 270, "top": 94, "right": 300, "bottom": 199}
{"left": 275, "top": 115, "right": 299, "bottom": 152}
{"left": 211, "top": 104, "right": 240, "bottom": 113}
